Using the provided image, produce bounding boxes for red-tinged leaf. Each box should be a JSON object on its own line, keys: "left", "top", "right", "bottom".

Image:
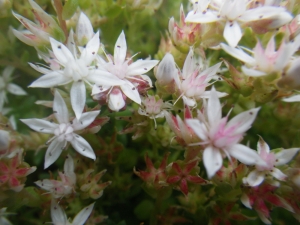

{"left": 186, "top": 175, "right": 206, "bottom": 184}
{"left": 159, "top": 152, "right": 170, "bottom": 170}
{"left": 255, "top": 199, "right": 270, "bottom": 219}
{"left": 180, "top": 179, "right": 188, "bottom": 195}
{"left": 145, "top": 153, "right": 154, "bottom": 171}
{"left": 0, "top": 175, "right": 9, "bottom": 183}
{"left": 0, "top": 162, "right": 8, "bottom": 173}
{"left": 15, "top": 168, "right": 31, "bottom": 177}
{"left": 184, "top": 105, "right": 192, "bottom": 119}
{"left": 184, "top": 160, "right": 198, "bottom": 173}
{"left": 167, "top": 175, "right": 181, "bottom": 184}
{"left": 172, "top": 162, "right": 183, "bottom": 174}
{"left": 9, "top": 177, "right": 20, "bottom": 187}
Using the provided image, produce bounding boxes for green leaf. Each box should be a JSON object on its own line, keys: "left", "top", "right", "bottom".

{"left": 62, "top": 0, "right": 79, "bottom": 20}
{"left": 105, "top": 5, "right": 122, "bottom": 19}
{"left": 134, "top": 200, "right": 154, "bottom": 220}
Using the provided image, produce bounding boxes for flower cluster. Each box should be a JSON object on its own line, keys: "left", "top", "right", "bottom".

{"left": 1, "top": 0, "right": 300, "bottom": 224}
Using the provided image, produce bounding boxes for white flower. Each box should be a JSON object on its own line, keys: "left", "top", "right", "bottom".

{"left": 51, "top": 199, "right": 94, "bottom": 225}
{"left": 0, "top": 66, "right": 27, "bottom": 111}
{"left": 21, "top": 90, "right": 99, "bottom": 169}
{"left": 243, "top": 136, "right": 299, "bottom": 186}
{"left": 221, "top": 35, "right": 300, "bottom": 77}
{"left": 35, "top": 155, "right": 76, "bottom": 198}
{"left": 186, "top": 0, "right": 292, "bottom": 47}
{"left": 29, "top": 15, "right": 123, "bottom": 119}
{"left": 93, "top": 31, "right": 159, "bottom": 111}
{"left": 175, "top": 48, "right": 226, "bottom": 107}
{"left": 0, "top": 208, "right": 13, "bottom": 225}
{"left": 186, "top": 87, "right": 263, "bottom": 178}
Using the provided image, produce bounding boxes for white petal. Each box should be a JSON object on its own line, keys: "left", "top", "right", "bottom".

{"left": 80, "top": 31, "right": 100, "bottom": 65}
{"left": 199, "top": 62, "right": 222, "bottom": 78}
{"left": 44, "top": 139, "right": 65, "bottom": 169}
{"left": 120, "top": 80, "right": 141, "bottom": 104}
{"left": 53, "top": 90, "right": 69, "bottom": 124}
{"left": 271, "top": 168, "right": 287, "bottom": 181}
{"left": 76, "top": 12, "right": 94, "bottom": 44}
{"left": 70, "top": 81, "right": 86, "bottom": 119}
{"left": 226, "top": 107, "right": 260, "bottom": 135}
{"left": 87, "top": 70, "right": 125, "bottom": 86}
{"left": 50, "top": 38, "right": 75, "bottom": 66}
{"left": 241, "top": 66, "right": 267, "bottom": 77}
{"left": 275, "top": 148, "right": 300, "bottom": 166}
{"left": 239, "top": 6, "right": 286, "bottom": 22}
{"left": 51, "top": 198, "right": 67, "bottom": 225}
{"left": 257, "top": 211, "right": 271, "bottom": 225}
{"left": 257, "top": 136, "right": 270, "bottom": 154}
{"left": 182, "top": 48, "right": 194, "bottom": 79}
{"left": 20, "top": 118, "right": 57, "bottom": 134}
{"left": 227, "top": 144, "right": 261, "bottom": 165}
{"left": 7, "top": 83, "right": 27, "bottom": 95}
{"left": 71, "top": 135, "right": 96, "bottom": 160}
{"left": 186, "top": 119, "right": 207, "bottom": 141}
{"left": 72, "top": 202, "right": 95, "bottom": 225}
{"left": 203, "top": 146, "right": 223, "bottom": 178}
{"left": 64, "top": 155, "right": 74, "bottom": 173}
{"left": 223, "top": 20, "right": 242, "bottom": 47}
{"left": 155, "top": 53, "right": 178, "bottom": 85}
{"left": 114, "top": 31, "right": 127, "bottom": 64}
{"left": 108, "top": 89, "right": 125, "bottom": 111}
{"left": 12, "top": 29, "right": 36, "bottom": 46}
{"left": 0, "top": 91, "right": 5, "bottom": 111}
{"left": 201, "top": 91, "right": 228, "bottom": 98}
{"left": 185, "top": 10, "right": 219, "bottom": 23}
{"left": 207, "top": 87, "right": 222, "bottom": 125}
{"left": 29, "top": 71, "right": 71, "bottom": 88}
{"left": 126, "top": 59, "right": 159, "bottom": 76}
{"left": 241, "top": 193, "right": 252, "bottom": 209}
{"left": 244, "top": 170, "right": 265, "bottom": 186}
{"left": 220, "top": 43, "right": 256, "bottom": 65}
{"left": 29, "top": 62, "right": 52, "bottom": 74}
{"left": 67, "top": 29, "right": 77, "bottom": 56}
{"left": 72, "top": 110, "right": 100, "bottom": 131}
{"left": 282, "top": 95, "right": 300, "bottom": 102}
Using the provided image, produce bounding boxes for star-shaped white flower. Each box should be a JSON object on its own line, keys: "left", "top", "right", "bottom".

{"left": 21, "top": 90, "right": 99, "bottom": 168}
{"left": 176, "top": 48, "right": 226, "bottom": 106}
{"left": 186, "top": 87, "right": 263, "bottom": 178}
{"left": 186, "top": 0, "right": 292, "bottom": 47}
{"left": 93, "top": 31, "right": 159, "bottom": 111}
{"left": 51, "top": 199, "right": 94, "bottom": 225}
{"left": 29, "top": 18, "right": 123, "bottom": 119}
{"left": 243, "top": 136, "right": 299, "bottom": 186}
{"left": 35, "top": 155, "right": 76, "bottom": 198}
{"left": 221, "top": 35, "right": 300, "bottom": 77}
{"left": 0, "top": 66, "right": 27, "bottom": 112}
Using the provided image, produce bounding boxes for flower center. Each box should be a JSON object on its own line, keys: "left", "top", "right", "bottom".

{"left": 54, "top": 123, "right": 74, "bottom": 142}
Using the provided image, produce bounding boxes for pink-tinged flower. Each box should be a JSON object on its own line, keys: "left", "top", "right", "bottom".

{"left": 0, "top": 66, "right": 27, "bottom": 111}
{"left": 134, "top": 152, "right": 169, "bottom": 189}
{"left": 35, "top": 155, "right": 76, "bottom": 198}
{"left": 51, "top": 198, "right": 95, "bottom": 225}
{"left": 166, "top": 159, "right": 207, "bottom": 195}
{"left": 186, "top": 87, "right": 263, "bottom": 178}
{"left": 169, "top": 5, "right": 202, "bottom": 52}
{"left": 186, "top": 0, "right": 292, "bottom": 47}
{"left": 277, "top": 56, "right": 300, "bottom": 90}
{"left": 175, "top": 48, "right": 226, "bottom": 107}
{"left": 243, "top": 136, "right": 299, "bottom": 187}
{"left": 241, "top": 183, "right": 294, "bottom": 224}
{"left": 93, "top": 31, "right": 159, "bottom": 111}
{"left": 221, "top": 35, "right": 300, "bottom": 77}
{"left": 0, "top": 130, "right": 9, "bottom": 156}
{"left": 80, "top": 169, "right": 111, "bottom": 200}
{"left": 12, "top": 0, "right": 65, "bottom": 47}
{"left": 0, "top": 152, "right": 36, "bottom": 192}
{"left": 21, "top": 90, "right": 99, "bottom": 169}
{"left": 29, "top": 30, "right": 121, "bottom": 119}
{"left": 138, "top": 95, "right": 172, "bottom": 129}
{"left": 165, "top": 105, "right": 200, "bottom": 146}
